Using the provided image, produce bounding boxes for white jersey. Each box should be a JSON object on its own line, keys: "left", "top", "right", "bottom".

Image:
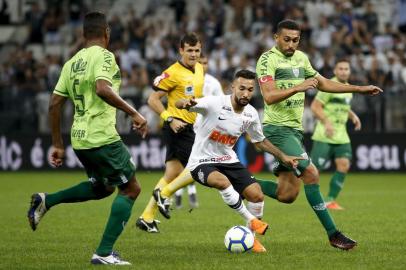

{"left": 187, "top": 95, "right": 265, "bottom": 170}
{"left": 203, "top": 73, "right": 223, "bottom": 96}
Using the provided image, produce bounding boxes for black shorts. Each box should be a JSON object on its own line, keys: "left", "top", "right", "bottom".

{"left": 162, "top": 121, "right": 195, "bottom": 167}
{"left": 190, "top": 162, "right": 256, "bottom": 194}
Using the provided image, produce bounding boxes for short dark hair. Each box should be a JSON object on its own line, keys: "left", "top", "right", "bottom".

{"left": 234, "top": 69, "right": 256, "bottom": 80}
{"left": 83, "top": 12, "right": 108, "bottom": 39}
{"left": 180, "top": 32, "right": 200, "bottom": 48}
{"left": 277, "top": 19, "right": 301, "bottom": 33}
{"left": 335, "top": 58, "right": 350, "bottom": 65}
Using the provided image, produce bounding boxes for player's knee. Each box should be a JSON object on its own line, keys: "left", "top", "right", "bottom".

{"left": 129, "top": 182, "right": 141, "bottom": 199}
{"left": 337, "top": 160, "right": 350, "bottom": 173}
{"left": 302, "top": 166, "right": 319, "bottom": 185}
{"left": 214, "top": 179, "right": 230, "bottom": 190}
{"left": 93, "top": 183, "right": 115, "bottom": 199}
{"left": 277, "top": 192, "right": 298, "bottom": 204}
{"left": 120, "top": 179, "right": 141, "bottom": 200}
{"left": 247, "top": 192, "right": 264, "bottom": 203}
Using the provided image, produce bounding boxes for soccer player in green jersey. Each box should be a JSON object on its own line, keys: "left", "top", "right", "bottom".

{"left": 310, "top": 59, "right": 361, "bottom": 210}
{"left": 27, "top": 12, "right": 148, "bottom": 265}
{"left": 255, "top": 20, "right": 382, "bottom": 250}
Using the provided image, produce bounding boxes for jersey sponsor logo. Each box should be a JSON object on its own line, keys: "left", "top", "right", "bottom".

{"left": 153, "top": 72, "right": 169, "bottom": 86}
{"left": 102, "top": 51, "right": 113, "bottom": 72}
{"left": 199, "top": 155, "right": 232, "bottom": 163}
{"left": 209, "top": 130, "right": 238, "bottom": 146}
{"left": 72, "top": 129, "right": 86, "bottom": 139}
{"left": 222, "top": 106, "right": 232, "bottom": 111}
{"left": 258, "top": 75, "right": 273, "bottom": 83}
{"left": 243, "top": 112, "right": 252, "bottom": 118}
{"left": 285, "top": 99, "right": 304, "bottom": 108}
{"left": 185, "top": 85, "right": 194, "bottom": 96}
{"left": 258, "top": 52, "right": 271, "bottom": 76}
{"left": 70, "top": 58, "right": 87, "bottom": 78}
{"left": 312, "top": 202, "right": 326, "bottom": 211}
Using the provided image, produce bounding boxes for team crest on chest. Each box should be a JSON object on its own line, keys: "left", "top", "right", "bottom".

{"left": 292, "top": 68, "right": 300, "bottom": 78}
{"left": 240, "top": 120, "right": 251, "bottom": 133}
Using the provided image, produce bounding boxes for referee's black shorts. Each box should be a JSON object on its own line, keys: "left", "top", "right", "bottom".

{"left": 190, "top": 162, "right": 257, "bottom": 194}
{"left": 162, "top": 121, "right": 195, "bottom": 167}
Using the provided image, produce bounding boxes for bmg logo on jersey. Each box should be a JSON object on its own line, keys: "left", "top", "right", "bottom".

{"left": 209, "top": 130, "right": 238, "bottom": 146}
{"left": 185, "top": 85, "right": 194, "bottom": 96}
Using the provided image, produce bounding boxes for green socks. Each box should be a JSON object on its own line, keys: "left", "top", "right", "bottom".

{"left": 304, "top": 184, "right": 337, "bottom": 236}
{"left": 96, "top": 194, "right": 135, "bottom": 256}
{"left": 326, "top": 172, "right": 346, "bottom": 202}
{"left": 45, "top": 181, "right": 112, "bottom": 209}
{"left": 256, "top": 178, "right": 278, "bottom": 199}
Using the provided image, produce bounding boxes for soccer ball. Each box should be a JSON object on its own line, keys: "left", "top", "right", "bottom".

{"left": 224, "top": 225, "right": 254, "bottom": 253}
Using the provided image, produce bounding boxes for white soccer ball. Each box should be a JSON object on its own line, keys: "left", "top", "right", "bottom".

{"left": 224, "top": 225, "right": 254, "bottom": 253}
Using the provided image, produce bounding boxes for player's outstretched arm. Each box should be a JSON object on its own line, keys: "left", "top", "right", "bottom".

{"left": 259, "top": 78, "right": 318, "bottom": 105}
{"left": 96, "top": 79, "right": 148, "bottom": 137}
{"left": 254, "top": 139, "right": 305, "bottom": 168}
{"left": 175, "top": 98, "right": 197, "bottom": 110}
{"left": 49, "top": 93, "right": 68, "bottom": 167}
{"left": 316, "top": 74, "right": 383, "bottom": 95}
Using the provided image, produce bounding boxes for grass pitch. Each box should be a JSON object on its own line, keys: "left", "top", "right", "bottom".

{"left": 0, "top": 171, "right": 405, "bottom": 270}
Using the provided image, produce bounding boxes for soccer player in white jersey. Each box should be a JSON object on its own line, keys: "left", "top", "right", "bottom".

{"left": 173, "top": 54, "right": 224, "bottom": 209}
{"left": 154, "top": 70, "right": 303, "bottom": 252}
{"left": 200, "top": 54, "right": 223, "bottom": 96}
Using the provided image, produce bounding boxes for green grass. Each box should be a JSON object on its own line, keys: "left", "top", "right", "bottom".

{"left": 1, "top": 171, "right": 406, "bottom": 269}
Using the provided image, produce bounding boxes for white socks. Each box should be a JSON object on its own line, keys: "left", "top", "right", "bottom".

{"left": 247, "top": 201, "right": 264, "bottom": 219}
{"left": 219, "top": 185, "right": 255, "bottom": 221}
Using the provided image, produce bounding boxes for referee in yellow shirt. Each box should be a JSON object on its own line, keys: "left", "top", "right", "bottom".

{"left": 136, "top": 33, "right": 204, "bottom": 232}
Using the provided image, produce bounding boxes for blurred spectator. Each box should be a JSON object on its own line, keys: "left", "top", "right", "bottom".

{"left": 0, "top": 0, "right": 405, "bottom": 133}
{"left": 25, "top": 2, "right": 44, "bottom": 43}
{"left": 0, "top": 0, "right": 10, "bottom": 24}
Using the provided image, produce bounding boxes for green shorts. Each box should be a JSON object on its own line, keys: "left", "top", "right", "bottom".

{"left": 74, "top": 140, "right": 136, "bottom": 186}
{"left": 263, "top": 124, "right": 311, "bottom": 177}
{"left": 310, "top": 140, "right": 352, "bottom": 170}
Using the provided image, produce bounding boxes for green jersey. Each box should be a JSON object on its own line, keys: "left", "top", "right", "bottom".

{"left": 256, "top": 47, "right": 318, "bottom": 130}
{"left": 54, "top": 45, "right": 121, "bottom": 149}
{"left": 311, "top": 77, "right": 353, "bottom": 144}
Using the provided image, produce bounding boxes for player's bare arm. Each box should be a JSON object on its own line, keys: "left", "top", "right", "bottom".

{"left": 148, "top": 90, "right": 187, "bottom": 133}
{"left": 96, "top": 79, "right": 148, "bottom": 138}
{"left": 311, "top": 98, "right": 334, "bottom": 137}
{"left": 49, "top": 93, "right": 68, "bottom": 167}
{"left": 254, "top": 139, "right": 304, "bottom": 168}
{"left": 315, "top": 74, "right": 383, "bottom": 95}
{"left": 258, "top": 78, "right": 318, "bottom": 105}
{"left": 175, "top": 98, "right": 197, "bottom": 110}
{"left": 348, "top": 109, "right": 361, "bottom": 131}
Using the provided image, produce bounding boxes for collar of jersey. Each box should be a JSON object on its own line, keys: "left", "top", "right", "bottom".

{"left": 177, "top": 60, "right": 195, "bottom": 73}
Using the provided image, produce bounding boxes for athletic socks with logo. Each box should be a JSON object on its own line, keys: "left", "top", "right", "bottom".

{"left": 304, "top": 184, "right": 337, "bottom": 237}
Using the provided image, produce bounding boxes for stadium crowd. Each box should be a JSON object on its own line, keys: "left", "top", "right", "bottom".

{"left": 0, "top": 0, "right": 406, "bottom": 133}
